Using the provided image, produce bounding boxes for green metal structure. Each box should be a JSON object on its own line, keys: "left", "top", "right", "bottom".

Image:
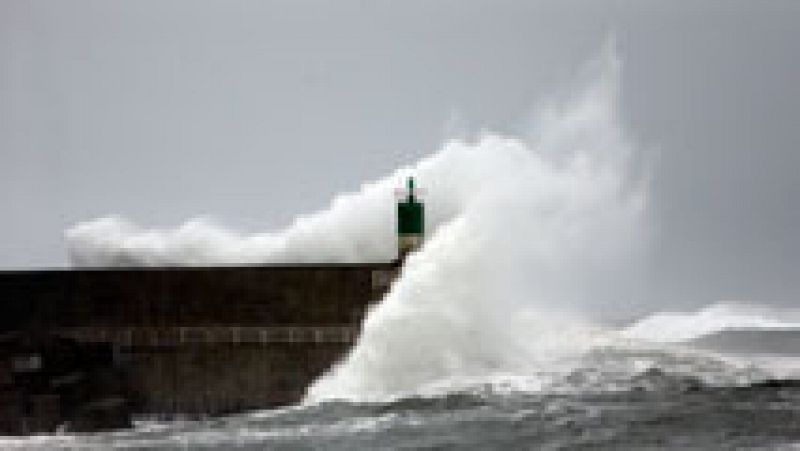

{"left": 397, "top": 177, "right": 424, "bottom": 259}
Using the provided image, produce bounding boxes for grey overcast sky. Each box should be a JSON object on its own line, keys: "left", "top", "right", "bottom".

{"left": 1, "top": 0, "right": 799, "bottom": 309}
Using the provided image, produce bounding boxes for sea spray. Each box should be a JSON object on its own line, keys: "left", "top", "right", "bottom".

{"left": 307, "top": 47, "right": 648, "bottom": 401}
{"left": 66, "top": 46, "right": 649, "bottom": 401}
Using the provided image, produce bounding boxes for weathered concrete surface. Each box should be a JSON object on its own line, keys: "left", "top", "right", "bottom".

{"left": 0, "top": 264, "right": 395, "bottom": 329}
{"left": 0, "top": 263, "right": 397, "bottom": 432}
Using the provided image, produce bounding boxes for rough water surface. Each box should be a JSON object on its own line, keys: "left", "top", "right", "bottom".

{"left": 2, "top": 341, "right": 800, "bottom": 449}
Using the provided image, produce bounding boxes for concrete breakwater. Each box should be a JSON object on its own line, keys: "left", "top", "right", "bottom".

{"left": 0, "top": 263, "right": 397, "bottom": 433}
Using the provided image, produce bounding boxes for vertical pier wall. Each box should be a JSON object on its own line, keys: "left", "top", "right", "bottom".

{"left": 0, "top": 263, "right": 397, "bottom": 430}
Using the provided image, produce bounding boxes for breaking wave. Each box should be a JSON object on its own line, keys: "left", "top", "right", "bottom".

{"left": 305, "top": 44, "right": 651, "bottom": 402}
{"left": 67, "top": 44, "right": 656, "bottom": 402}
{"left": 622, "top": 302, "right": 800, "bottom": 343}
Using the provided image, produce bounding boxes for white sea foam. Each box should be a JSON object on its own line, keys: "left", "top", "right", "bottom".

{"left": 621, "top": 301, "right": 800, "bottom": 343}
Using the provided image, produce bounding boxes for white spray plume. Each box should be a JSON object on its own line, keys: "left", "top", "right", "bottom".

{"left": 67, "top": 44, "right": 648, "bottom": 401}
{"left": 306, "top": 45, "right": 649, "bottom": 402}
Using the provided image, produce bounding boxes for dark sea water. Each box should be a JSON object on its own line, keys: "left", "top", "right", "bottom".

{"left": 3, "top": 344, "right": 799, "bottom": 450}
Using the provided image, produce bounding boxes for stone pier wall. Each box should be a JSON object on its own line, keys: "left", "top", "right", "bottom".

{"left": 0, "top": 262, "right": 398, "bottom": 428}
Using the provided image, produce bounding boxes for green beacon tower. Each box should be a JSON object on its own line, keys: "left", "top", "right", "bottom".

{"left": 397, "top": 176, "right": 424, "bottom": 261}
